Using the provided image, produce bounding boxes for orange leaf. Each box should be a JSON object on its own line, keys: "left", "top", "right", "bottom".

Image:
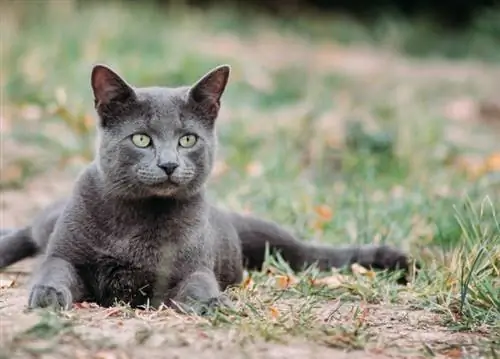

{"left": 312, "top": 273, "right": 349, "bottom": 288}
{"left": 241, "top": 275, "right": 255, "bottom": 290}
{"left": 314, "top": 204, "right": 333, "bottom": 221}
{"left": 268, "top": 306, "right": 280, "bottom": 319}
{"left": 104, "top": 308, "right": 123, "bottom": 318}
{"left": 351, "top": 263, "right": 376, "bottom": 279}
{"left": 82, "top": 113, "right": 94, "bottom": 131}
{"left": 485, "top": 153, "right": 500, "bottom": 172}
{"left": 442, "top": 348, "right": 463, "bottom": 359}
{"left": 274, "top": 275, "right": 297, "bottom": 289}
{"left": 73, "top": 301, "right": 98, "bottom": 309}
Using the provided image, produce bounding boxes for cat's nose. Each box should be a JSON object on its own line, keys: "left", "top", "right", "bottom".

{"left": 158, "top": 162, "right": 179, "bottom": 175}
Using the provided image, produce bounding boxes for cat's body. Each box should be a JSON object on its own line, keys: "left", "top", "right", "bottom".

{"left": 0, "top": 64, "right": 413, "bottom": 314}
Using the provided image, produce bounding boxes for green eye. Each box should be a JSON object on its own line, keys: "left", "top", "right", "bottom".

{"left": 131, "top": 134, "right": 152, "bottom": 148}
{"left": 179, "top": 134, "right": 197, "bottom": 148}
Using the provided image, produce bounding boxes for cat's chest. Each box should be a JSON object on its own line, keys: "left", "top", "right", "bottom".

{"left": 92, "top": 209, "right": 182, "bottom": 264}
{"left": 85, "top": 224, "right": 182, "bottom": 307}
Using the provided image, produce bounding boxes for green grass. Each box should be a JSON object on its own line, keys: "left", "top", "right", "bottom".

{"left": 1, "top": 0, "right": 500, "bottom": 357}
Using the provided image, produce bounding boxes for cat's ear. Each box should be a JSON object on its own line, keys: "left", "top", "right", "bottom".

{"left": 91, "top": 64, "right": 136, "bottom": 108}
{"left": 187, "top": 65, "right": 230, "bottom": 121}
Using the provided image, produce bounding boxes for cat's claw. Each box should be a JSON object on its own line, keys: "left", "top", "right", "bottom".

{"left": 28, "top": 284, "right": 72, "bottom": 310}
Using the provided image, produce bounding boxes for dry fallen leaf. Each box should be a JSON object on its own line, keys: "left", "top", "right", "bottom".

{"left": 351, "top": 263, "right": 368, "bottom": 274}
{"left": 314, "top": 204, "right": 333, "bottom": 221}
{"left": 268, "top": 306, "right": 280, "bottom": 319}
{"left": 312, "top": 204, "right": 334, "bottom": 231}
{"left": 352, "top": 263, "right": 376, "bottom": 279}
{"left": 73, "top": 301, "right": 99, "bottom": 309}
{"left": 0, "top": 277, "right": 15, "bottom": 289}
{"left": 104, "top": 307, "right": 123, "bottom": 318}
{"left": 455, "top": 155, "right": 485, "bottom": 179}
{"left": 312, "top": 273, "right": 349, "bottom": 288}
{"left": 274, "top": 274, "right": 298, "bottom": 289}
{"left": 241, "top": 275, "right": 255, "bottom": 290}
{"left": 82, "top": 113, "right": 94, "bottom": 131}
{"left": 441, "top": 348, "right": 463, "bottom": 359}
{"left": 485, "top": 153, "right": 500, "bottom": 172}
{"left": 455, "top": 152, "right": 500, "bottom": 179}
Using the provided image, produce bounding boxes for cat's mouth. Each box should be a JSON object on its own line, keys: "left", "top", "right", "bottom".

{"left": 150, "top": 176, "right": 180, "bottom": 188}
{"left": 165, "top": 177, "right": 180, "bottom": 186}
{"left": 135, "top": 169, "right": 182, "bottom": 187}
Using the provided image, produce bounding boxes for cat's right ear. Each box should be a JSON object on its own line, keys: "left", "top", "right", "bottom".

{"left": 91, "top": 64, "right": 136, "bottom": 108}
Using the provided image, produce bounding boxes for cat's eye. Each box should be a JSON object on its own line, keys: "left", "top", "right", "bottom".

{"left": 179, "top": 134, "right": 197, "bottom": 148}
{"left": 131, "top": 134, "right": 152, "bottom": 148}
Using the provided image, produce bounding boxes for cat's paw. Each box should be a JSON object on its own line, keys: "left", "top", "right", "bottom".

{"left": 28, "top": 284, "right": 72, "bottom": 310}
{"left": 172, "top": 294, "right": 235, "bottom": 316}
{"left": 198, "top": 294, "right": 235, "bottom": 316}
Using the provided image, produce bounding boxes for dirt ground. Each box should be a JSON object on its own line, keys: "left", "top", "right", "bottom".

{"left": 0, "top": 173, "right": 494, "bottom": 359}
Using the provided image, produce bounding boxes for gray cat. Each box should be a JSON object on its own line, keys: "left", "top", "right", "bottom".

{"left": 0, "top": 64, "right": 414, "bottom": 314}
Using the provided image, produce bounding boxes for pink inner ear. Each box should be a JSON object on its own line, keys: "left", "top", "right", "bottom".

{"left": 207, "top": 75, "right": 225, "bottom": 95}
{"left": 192, "top": 66, "right": 230, "bottom": 103}
{"left": 92, "top": 67, "right": 124, "bottom": 105}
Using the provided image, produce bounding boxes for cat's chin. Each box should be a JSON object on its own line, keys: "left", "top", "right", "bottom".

{"left": 146, "top": 181, "right": 184, "bottom": 197}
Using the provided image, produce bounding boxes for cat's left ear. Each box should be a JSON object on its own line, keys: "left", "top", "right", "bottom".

{"left": 187, "top": 65, "right": 230, "bottom": 121}
{"left": 91, "top": 64, "right": 136, "bottom": 108}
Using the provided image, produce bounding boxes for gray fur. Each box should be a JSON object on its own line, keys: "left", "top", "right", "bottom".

{"left": 0, "top": 64, "right": 414, "bottom": 315}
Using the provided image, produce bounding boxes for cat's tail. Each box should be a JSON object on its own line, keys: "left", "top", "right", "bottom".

{"left": 0, "top": 199, "right": 66, "bottom": 270}
{"left": 0, "top": 227, "right": 39, "bottom": 269}
{"left": 0, "top": 229, "right": 15, "bottom": 237}
{"left": 230, "top": 212, "right": 412, "bottom": 282}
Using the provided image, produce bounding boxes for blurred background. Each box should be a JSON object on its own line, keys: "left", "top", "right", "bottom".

{"left": 1, "top": 0, "right": 500, "bottom": 251}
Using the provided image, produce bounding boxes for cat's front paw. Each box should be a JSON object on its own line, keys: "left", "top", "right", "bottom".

{"left": 28, "top": 284, "right": 72, "bottom": 310}
{"left": 197, "top": 294, "right": 235, "bottom": 316}
{"left": 172, "top": 294, "right": 235, "bottom": 316}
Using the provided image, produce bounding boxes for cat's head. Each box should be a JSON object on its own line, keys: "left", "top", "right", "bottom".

{"left": 90, "top": 64, "right": 230, "bottom": 199}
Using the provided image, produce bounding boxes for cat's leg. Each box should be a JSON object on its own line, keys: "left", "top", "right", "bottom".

{"left": 28, "top": 256, "right": 84, "bottom": 310}
{"left": 170, "top": 268, "right": 232, "bottom": 315}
